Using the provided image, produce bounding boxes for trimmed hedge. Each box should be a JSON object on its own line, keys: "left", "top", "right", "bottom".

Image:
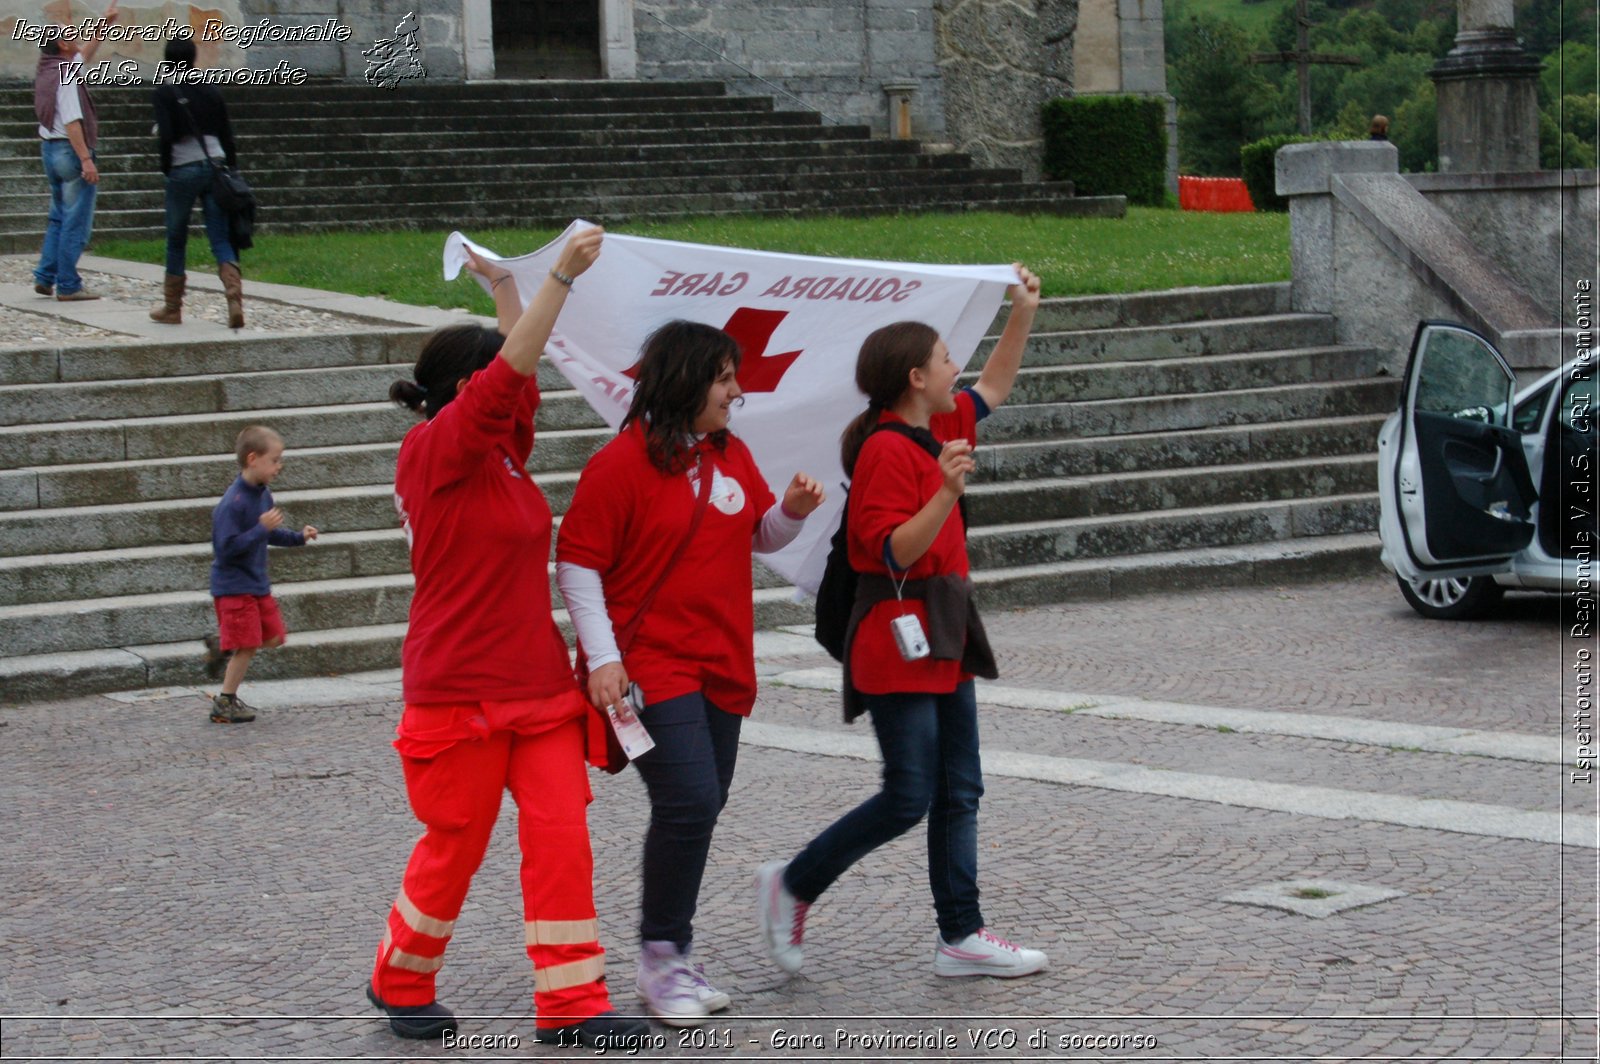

{"left": 1239, "top": 134, "right": 1318, "bottom": 212}
{"left": 1041, "top": 95, "right": 1168, "bottom": 207}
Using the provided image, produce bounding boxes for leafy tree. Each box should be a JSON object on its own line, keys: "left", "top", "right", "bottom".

{"left": 1517, "top": 0, "right": 1598, "bottom": 54}
{"left": 1171, "top": 13, "right": 1276, "bottom": 174}
{"left": 1391, "top": 81, "right": 1440, "bottom": 171}
{"left": 1541, "top": 42, "right": 1599, "bottom": 103}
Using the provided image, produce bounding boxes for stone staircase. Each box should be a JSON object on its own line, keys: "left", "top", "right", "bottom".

{"left": 0, "top": 280, "right": 1397, "bottom": 702}
{"left": 0, "top": 80, "right": 1123, "bottom": 252}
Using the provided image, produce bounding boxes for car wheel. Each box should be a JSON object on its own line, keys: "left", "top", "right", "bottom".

{"left": 1395, "top": 574, "right": 1506, "bottom": 620}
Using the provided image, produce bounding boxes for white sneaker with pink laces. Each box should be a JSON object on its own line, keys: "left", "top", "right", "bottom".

{"left": 755, "top": 860, "right": 809, "bottom": 974}
{"left": 933, "top": 928, "right": 1048, "bottom": 978}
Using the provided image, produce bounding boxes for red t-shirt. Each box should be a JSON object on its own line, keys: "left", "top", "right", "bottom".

{"left": 394, "top": 354, "right": 575, "bottom": 704}
{"left": 847, "top": 389, "right": 981, "bottom": 696}
{"left": 556, "top": 423, "right": 778, "bottom": 716}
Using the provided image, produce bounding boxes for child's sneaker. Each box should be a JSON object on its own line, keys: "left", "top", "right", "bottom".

{"left": 636, "top": 940, "right": 710, "bottom": 1027}
{"left": 210, "top": 692, "right": 256, "bottom": 724}
{"left": 932, "top": 928, "right": 1048, "bottom": 978}
{"left": 201, "top": 634, "right": 231, "bottom": 681}
{"left": 755, "top": 860, "right": 808, "bottom": 974}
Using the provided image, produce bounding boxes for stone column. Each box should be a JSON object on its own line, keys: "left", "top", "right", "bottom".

{"left": 1429, "top": 0, "right": 1541, "bottom": 172}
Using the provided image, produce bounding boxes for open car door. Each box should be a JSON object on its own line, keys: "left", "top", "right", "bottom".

{"left": 1391, "top": 321, "right": 1537, "bottom": 579}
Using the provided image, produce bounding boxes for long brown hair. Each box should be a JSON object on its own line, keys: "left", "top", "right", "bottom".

{"left": 621, "top": 320, "right": 743, "bottom": 475}
{"left": 839, "top": 321, "right": 939, "bottom": 476}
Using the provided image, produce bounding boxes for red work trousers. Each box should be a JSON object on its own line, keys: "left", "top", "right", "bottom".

{"left": 371, "top": 696, "right": 612, "bottom": 1029}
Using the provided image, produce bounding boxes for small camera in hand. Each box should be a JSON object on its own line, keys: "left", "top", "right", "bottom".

{"left": 890, "top": 613, "right": 930, "bottom": 661}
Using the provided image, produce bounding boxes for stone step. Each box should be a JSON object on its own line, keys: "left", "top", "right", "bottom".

{"left": 68, "top": 136, "right": 932, "bottom": 175}
{"left": 0, "top": 405, "right": 1385, "bottom": 516}
{"left": 0, "top": 524, "right": 795, "bottom": 608}
{"left": 971, "top": 530, "right": 1381, "bottom": 606}
{"left": 975, "top": 413, "right": 1386, "bottom": 481}
{"left": 0, "top": 571, "right": 808, "bottom": 665}
{"left": 0, "top": 80, "right": 736, "bottom": 111}
{"left": 0, "top": 426, "right": 609, "bottom": 510}
{"left": 996, "top": 284, "right": 1293, "bottom": 334}
{"left": 966, "top": 454, "right": 1376, "bottom": 525}
{"left": 85, "top": 120, "right": 869, "bottom": 157}
{"left": 0, "top": 328, "right": 428, "bottom": 386}
{"left": 982, "top": 346, "right": 1380, "bottom": 406}
{"left": 971, "top": 314, "right": 1340, "bottom": 368}
{"left": 30, "top": 164, "right": 1040, "bottom": 215}
{"left": 0, "top": 533, "right": 1379, "bottom": 702}
{"left": 68, "top": 148, "right": 975, "bottom": 189}
{"left": 0, "top": 453, "right": 1370, "bottom": 606}
{"left": 966, "top": 492, "right": 1377, "bottom": 570}
{"left": 0, "top": 476, "right": 591, "bottom": 558}
{"left": 980, "top": 377, "right": 1401, "bottom": 443}
{"left": 1, "top": 104, "right": 827, "bottom": 145}
{"left": 0, "top": 362, "right": 410, "bottom": 427}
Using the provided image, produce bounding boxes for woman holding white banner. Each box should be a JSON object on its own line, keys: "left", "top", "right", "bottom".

{"left": 367, "top": 230, "right": 648, "bottom": 1049}
{"left": 555, "top": 322, "right": 825, "bottom": 1026}
{"left": 755, "top": 266, "right": 1046, "bottom": 981}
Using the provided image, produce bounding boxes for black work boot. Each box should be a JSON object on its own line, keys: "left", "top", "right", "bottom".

{"left": 366, "top": 983, "right": 457, "bottom": 1040}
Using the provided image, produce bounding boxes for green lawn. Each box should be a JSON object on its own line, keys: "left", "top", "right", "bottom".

{"left": 95, "top": 208, "right": 1290, "bottom": 316}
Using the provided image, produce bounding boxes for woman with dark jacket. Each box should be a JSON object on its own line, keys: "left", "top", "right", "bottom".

{"left": 149, "top": 36, "right": 244, "bottom": 328}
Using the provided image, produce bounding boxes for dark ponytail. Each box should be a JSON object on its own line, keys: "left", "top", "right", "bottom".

{"left": 839, "top": 321, "right": 939, "bottom": 476}
{"left": 389, "top": 323, "right": 504, "bottom": 420}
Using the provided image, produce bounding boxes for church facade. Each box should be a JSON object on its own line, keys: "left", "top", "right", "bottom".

{"left": 0, "top": 0, "right": 1170, "bottom": 179}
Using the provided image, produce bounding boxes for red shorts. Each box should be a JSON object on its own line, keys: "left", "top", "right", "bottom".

{"left": 214, "top": 593, "right": 287, "bottom": 652}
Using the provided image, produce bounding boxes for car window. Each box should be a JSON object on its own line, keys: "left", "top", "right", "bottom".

{"left": 1560, "top": 372, "right": 1597, "bottom": 434}
{"left": 1513, "top": 384, "right": 1551, "bottom": 433}
{"left": 1414, "top": 328, "right": 1512, "bottom": 420}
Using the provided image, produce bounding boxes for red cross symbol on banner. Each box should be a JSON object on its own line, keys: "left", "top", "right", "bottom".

{"left": 622, "top": 308, "right": 803, "bottom": 394}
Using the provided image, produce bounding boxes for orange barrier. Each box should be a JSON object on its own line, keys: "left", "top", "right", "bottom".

{"left": 1178, "top": 176, "right": 1256, "bottom": 212}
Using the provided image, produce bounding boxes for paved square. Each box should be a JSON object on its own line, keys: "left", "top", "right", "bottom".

{"left": 1, "top": 574, "right": 1594, "bottom": 1061}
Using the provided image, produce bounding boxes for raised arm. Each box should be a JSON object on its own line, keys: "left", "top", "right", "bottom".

{"left": 464, "top": 228, "right": 602, "bottom": 366}
{"left": 971, "top": 264, "right": 1041, "bottom": 412}
{"left": 78, "top": 0, "right": 120, "bottom": 66}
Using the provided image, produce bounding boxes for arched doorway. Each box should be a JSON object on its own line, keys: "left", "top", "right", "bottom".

{"left": 492, "top": 0, "right": 600, "bottom": 78}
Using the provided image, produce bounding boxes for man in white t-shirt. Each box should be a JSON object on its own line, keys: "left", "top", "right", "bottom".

{"left": 32, "top": 0, "right": 120, "bottom": 301}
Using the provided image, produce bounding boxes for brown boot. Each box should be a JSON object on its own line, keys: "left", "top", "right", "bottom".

{"left": 148, "top": 273, "right": 184, "bottom": 324}
{"left": 219, "top": 261, "right": 244, "bottom": 329}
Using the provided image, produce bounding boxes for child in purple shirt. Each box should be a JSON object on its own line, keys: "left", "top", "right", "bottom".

{"left": 204, "top": 425, "right": 317, "bottom": 723}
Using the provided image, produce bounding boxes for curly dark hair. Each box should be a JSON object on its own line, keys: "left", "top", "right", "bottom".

{"left": 620, "top": 320, "right": 742, "bottom": 475}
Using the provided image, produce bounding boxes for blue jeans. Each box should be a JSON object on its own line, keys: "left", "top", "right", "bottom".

{"left": 163, "top": 161, "right": 236, "bottom": 276}
{"left": 631, "top": 690, "right": 743, "bottom": 947}
{"left": 785, "top": 680, "right": 986, "bottom": 942}
{"left": 33, "top": 139, "right": 97, "bottom": 296}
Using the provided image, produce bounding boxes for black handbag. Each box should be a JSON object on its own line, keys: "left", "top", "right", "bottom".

{"left": 173, "top": 91, "right": 256, "bottom": 249}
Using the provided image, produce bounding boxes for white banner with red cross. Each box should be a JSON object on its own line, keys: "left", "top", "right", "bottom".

{"left": 443, "top": 221, "right": 1017, "bottom": 595}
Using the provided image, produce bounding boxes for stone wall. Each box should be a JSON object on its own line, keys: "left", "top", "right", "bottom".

{"left": 1278, "top": 140, "right": 1591, "bottom": 376}
{"left": 0, "top": 0, "right": 465, "bottom": 82}
{"left": 632, "top": 0, "right": 945, "bottom": 137}
{"left": 933, "top": 0, "right": 1073, "bottom": 181}
{"left": 1407, "top": 170, "right": 1599, "bottom": 317}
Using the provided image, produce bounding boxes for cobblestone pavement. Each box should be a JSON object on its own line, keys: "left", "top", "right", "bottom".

{"left": 1, "top": 574, "right": 1595, "bottom": 1062}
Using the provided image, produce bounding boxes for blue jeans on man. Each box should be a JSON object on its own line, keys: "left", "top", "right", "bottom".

{"left": 784, "top": 680, "right": 986, "bottom": 942}
{"left": 163, "top": 160, "right": 236, "bottom": 274}
{"left": 33, "top": 138, "right": 97, "bottom": 297}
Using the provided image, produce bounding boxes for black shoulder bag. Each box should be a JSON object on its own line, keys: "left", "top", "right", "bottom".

{"left": 173, "top": 90, "right": 256, "bottom": 250}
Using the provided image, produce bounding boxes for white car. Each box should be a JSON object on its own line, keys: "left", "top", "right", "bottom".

{"left": 1378, "top": 320, "right": 1596, "bottom": 619}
